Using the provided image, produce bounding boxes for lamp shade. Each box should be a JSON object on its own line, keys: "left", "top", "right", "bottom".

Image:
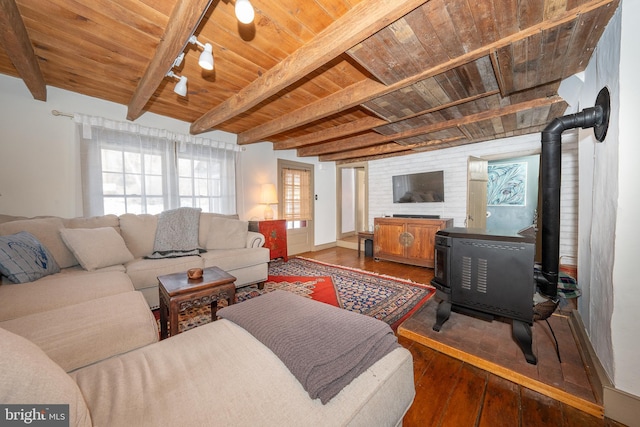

{"left": 198, "top": 43, "right": 214, "bottom": 70}
{"left": 260, "top": 184, "right": 278, "bottom": 204}
{"left": 174, "top": 76, "right": 188, "bottom": 96}
{"left": 235, "top": 0, "right": 255, "bottom": 24}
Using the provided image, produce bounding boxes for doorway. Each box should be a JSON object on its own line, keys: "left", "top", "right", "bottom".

{"left": 467, "top": 151, "right": 541, "bottom": 234}
{"left": 277, "top": 159, "right": 314, "bottom": 255}
{"left": 336, "top": 162, "right": 368, "bottom": 248}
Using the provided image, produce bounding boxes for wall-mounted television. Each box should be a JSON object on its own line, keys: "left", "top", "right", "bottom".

{"left": 392, "top": 170, "right": 444, "bottom": 203}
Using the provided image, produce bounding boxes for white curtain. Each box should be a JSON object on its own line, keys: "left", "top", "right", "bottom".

{"left": 75, "top": 114, "right": 239, "bottom": 216}
{"left": 175, "top": 137, "right": 238, "bottom": 214}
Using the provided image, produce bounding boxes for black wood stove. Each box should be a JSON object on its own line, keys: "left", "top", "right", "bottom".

{"left": 430, "top": 87, "right": 611, "bottom": 364}
{"left": 431, "top": 227, "right": 538, "bottom": 363}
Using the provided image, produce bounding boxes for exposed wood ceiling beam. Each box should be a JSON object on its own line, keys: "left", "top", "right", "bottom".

{"left": 299, "top": 131, "right": 389, "bottom": 157}
{"left": 320, "top": 136, "right": 466, "bottom": 162}
{"left": 273, "top": 91, "right": 499, "bottom": 150}
{"left": 127, "top": 0, "right": 212, "bottom": 121}
{"left": 239, "top": 78, "right": 385, "bottom": 143}
{"left": 322, "top": 122, "right": 559, "bottom": 163}
{"left": 273, "top": 116, "right": 388, "bottom": 150}
{"left": 0, "top": 0, "right": 46, "bottom": 100}
{"left": 238, "top": 0, "right": 616, "bottom": 146}
{"left": 190, "top": 0, "right": 432, "bottom": 134}
{"left": 299, "top": 96, "right": 566, "bottom": 157}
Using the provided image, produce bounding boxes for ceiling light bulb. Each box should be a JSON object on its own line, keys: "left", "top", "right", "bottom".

{"left": 198, "top": 43, "right": 214, "bottom": 70}
{"left": 174, "top": 76, "right": 188, "bottom": 97}
{"left": 235, "top": 0, "right": 255, "bottom": 24}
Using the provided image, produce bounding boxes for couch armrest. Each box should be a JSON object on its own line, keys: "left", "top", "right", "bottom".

{"left": 247, "top": 231, "right": 265, "bottom": 248}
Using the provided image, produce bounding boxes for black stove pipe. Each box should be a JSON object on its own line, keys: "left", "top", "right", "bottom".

{"left": 536, "top": 88, "right": 610, "bottom": 298}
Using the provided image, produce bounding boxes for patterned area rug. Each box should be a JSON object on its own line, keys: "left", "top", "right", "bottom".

{"left": 269, "top": 257, "right": 435, "bottom": 330}
{"left": 238, "top": 275, "right": 340, "bottom": 307}
{"left": 156, "top": 257, "right": 435, "bottom": 333}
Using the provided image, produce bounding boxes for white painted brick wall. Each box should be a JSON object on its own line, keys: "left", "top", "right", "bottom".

{"left": 368, "top": 132, "right": 579, "bottom": 263}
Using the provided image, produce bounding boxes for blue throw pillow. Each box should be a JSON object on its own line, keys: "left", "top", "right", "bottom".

{"left": 0, "top": 231, "right": 60, "bottom": 283}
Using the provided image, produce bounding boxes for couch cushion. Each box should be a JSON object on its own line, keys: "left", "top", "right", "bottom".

{"left": 198, "top": 212, "right": 240, "bottom": 247}
{"left": 0, "top": 217, "right": 77, "bottom": 268}
{"left": 0, "top": 231, "right": 60, "bottom": 283}
{"left": 71, "top": 319, "right": 415, "bottom": 427}
{"left": 0, "top": 270, "right": 135, "bottom": 321}
{"left": 125, "top": 256, "right": 203, "bottom": 292}
{"left": 64, "top": 214, "right": 121, "bottom": 234}
{"left": 0, "top": 327, "right": 92, "bottom": 427}
{"left": 201, "top": 248, "right": 269, "bottom": 272}
{"left": 119, "top": 213, "right": 157, "bottom": 258}
{"left": 0, "top": 291, "right": 158, "bottom": 372}
{"left": 0, "top": 214, "right": 26, "bottom": 224}
{"left": 60, "top": 227, "right": 134, "bottom": 271}
{"left": 206, "top": 217, "right": 248, "bottom": 250}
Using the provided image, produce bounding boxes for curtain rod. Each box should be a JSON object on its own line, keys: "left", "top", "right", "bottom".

{"left": 51, "top": 110, "right": 74, "bottom": 118}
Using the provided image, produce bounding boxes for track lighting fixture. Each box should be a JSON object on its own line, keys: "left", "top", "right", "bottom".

{"left": 163, "top": 13, "right": 251, "bottom": 99}
{"left": 188, "top": 35, "right": 214, "bottom": 71}
{"left": 166, "top": 70, "right": 188, "bottom": 96}
{"left": 172, "top": 52, "right": 185, "bottom": 69}
{"left": 235, "top": 0, "right": 255, "bottom": 24}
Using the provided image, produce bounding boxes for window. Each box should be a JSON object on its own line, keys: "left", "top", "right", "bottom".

{"left": 281, "top": 166, "right": 312, "bottom": 230}
{"left": 101, "top": 148, "right": 165, "bottom": 215}
{"left": 77, "top": 115, "right": 238, "bottom": 216}
{"left": 176, "top": 142, "right": 236, "bottom": 213}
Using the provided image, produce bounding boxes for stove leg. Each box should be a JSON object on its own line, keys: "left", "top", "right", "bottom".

{"left": 512, "top": 320, "right": 537, "bottom": 365}
{"left": 433, "top": 300, "right": 451, "bottom": 332}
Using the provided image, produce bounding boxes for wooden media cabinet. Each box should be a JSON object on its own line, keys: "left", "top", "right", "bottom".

{"left": 373, "top": 217, "right": 453, "bottom": 268}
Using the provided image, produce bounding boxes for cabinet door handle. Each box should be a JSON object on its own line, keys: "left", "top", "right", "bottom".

{"left": 399, "top": 232, "right": 414, "bottom": 247}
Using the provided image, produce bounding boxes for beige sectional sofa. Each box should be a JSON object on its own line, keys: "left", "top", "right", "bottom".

{"left": 0, "top": 210, "right": 416, "bottom": 426}
{"left": 0, "top": 211, "right": 270, "bottom": 310}
{"left": 1, "top": 309, "right": 416, "bottom": 427}
{"left": 0, "top": 210, "right": 269, "bottom": 370}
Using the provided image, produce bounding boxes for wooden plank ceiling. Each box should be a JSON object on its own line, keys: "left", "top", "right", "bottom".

{"left": 0, "top": 0, "right": 619, "bottom": 163}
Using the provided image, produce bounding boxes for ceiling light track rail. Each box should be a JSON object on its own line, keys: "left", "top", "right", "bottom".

{"left": 165, "top": 0, "right": 255, "bottom": 97}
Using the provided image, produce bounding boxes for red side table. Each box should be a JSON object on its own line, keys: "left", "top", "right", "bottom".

{"left": 249, "top": 219, "right": 288, "bottom": 261}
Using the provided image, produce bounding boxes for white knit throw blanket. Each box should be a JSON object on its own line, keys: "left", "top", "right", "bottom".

{"left": 146, "top": 207, "right": 202, "bottom": 259}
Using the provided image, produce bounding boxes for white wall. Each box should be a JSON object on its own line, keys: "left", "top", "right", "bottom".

{"left": 0, "top": 75, "right": 338, "bottom": 246}
{"left": 341, "top": 168, "right": 356, "bottom": 233}
{"left": 577, "top": 0, "right": 640, "bottom": 397}
{"left": 573, "top": 0, "right": 640, "bottom": 398}
{"left": 238, "top": 142, "right": 337, "bottom": 246}
{"left": 577, "top": 3, "right": 619, "bottom": 387}
{"left": 0, "top": 74, "right": 235, "bottom": 218}
{"left": 612, "top": 0, "right": 640, "bottom": 396}
{"left": 368, "top": 133, "right": 579, "bottom": 262}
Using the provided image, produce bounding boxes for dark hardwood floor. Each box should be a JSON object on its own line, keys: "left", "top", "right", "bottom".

{"left": 296, "top": 246, "right": 626, "bottom": 427}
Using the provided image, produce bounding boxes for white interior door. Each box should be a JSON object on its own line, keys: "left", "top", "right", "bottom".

{"left": 467, "top": 156, "right": 488, "bottom": 228}
{"left": 337, "top": 163, "right": 368, "bottom": 239}
{"left": 278, "top": 159, "right": 314, "bottom": 255}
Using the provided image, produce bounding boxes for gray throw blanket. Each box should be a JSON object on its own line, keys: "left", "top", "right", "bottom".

{"left": 146, "top": 207, "right": 202, "bottom": 259}
{"left": 217, "top": 290, "right": 400, "bottom": 404}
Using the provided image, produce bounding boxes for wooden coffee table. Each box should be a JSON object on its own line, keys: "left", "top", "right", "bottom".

{"left": 158, "top": 266, "right": 236, "bottom": 339}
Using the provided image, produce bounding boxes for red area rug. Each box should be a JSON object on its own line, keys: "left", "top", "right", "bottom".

{"left": 238, "top": 275, "right": 340, "bottom": 307}
{"left": 155, "top": 275, "right": 339, "bottom": 333}
{"left": 154, "top": 258, "right": 435, "bottom": 333}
